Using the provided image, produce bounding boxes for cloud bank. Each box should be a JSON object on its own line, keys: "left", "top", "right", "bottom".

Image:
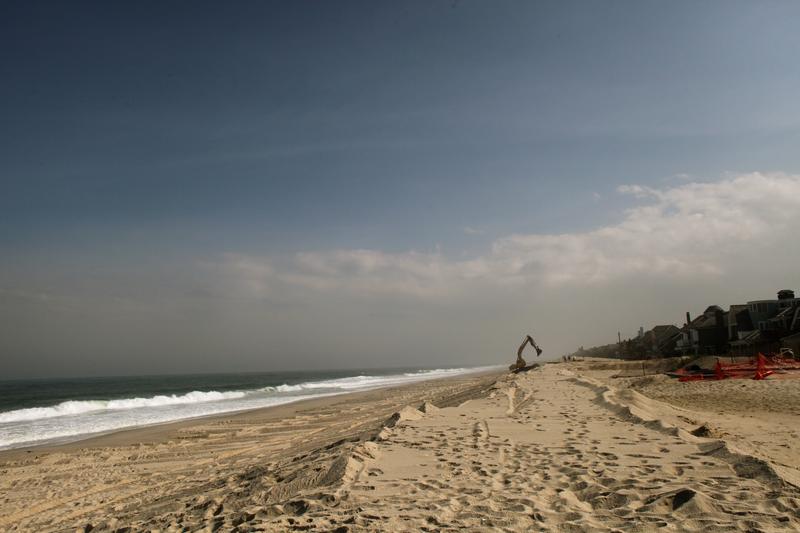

{"left": 5, "top": 172, "right": 799, "bottom": 376}
{"left": 222, "top": 172, "right": 800, "bottom": 297}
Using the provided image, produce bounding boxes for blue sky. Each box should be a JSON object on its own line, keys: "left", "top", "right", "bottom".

{"left": 2, "top": 1, "right": 800, "bottom": 377}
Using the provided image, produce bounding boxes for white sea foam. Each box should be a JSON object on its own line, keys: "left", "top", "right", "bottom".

{"left": 0, "top": 365, "right": 500, "bottom": 450}
{"left": 275, "top": 384, "right": 304, "bottom": 392}
{"left": 272, "top": 366, "right": 488, "bottom": 393}
{"left": 0, "top": 390, "right": 248, "bottom": 424}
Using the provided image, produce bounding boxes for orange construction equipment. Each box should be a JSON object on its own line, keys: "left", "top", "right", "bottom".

{"left": 714, "top": 359, "right": 726, "bottom": 380}
{"left": 753, "top": 353, "right": 775, "bottom": 380}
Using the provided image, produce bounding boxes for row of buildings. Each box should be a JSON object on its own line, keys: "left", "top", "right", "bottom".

{"left": 633, "top": 289, "right": 800, "bottom": 358}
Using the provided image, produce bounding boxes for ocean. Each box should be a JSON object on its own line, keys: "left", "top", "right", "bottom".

{"left": 0, "top": 365, "right": 499, "bottom": 451}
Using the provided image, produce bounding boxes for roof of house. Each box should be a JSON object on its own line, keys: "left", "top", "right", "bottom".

{"left": 647, "top": 325, "right": 682, "bottom": 350}
{"left": 651, "top": 324, "right": 679, "bottom": 337}
{"left": 729, "top": 304, "right": 748, "bottom": 315}
{"left": 691, "top": 312, "right": 728, "bottom": 329}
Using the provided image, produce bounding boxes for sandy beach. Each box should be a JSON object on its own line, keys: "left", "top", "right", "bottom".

{"left": 2, "top": 362, "right": 799, "bottom": 532}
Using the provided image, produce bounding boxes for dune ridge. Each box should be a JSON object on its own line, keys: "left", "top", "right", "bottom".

{"left": 571, "top": 372, "right": 799, "bottom": 490}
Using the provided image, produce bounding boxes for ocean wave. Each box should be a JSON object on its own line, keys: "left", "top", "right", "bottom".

{"left": 271, "top": 366, "right": 493, "bottom": 393}
{"left": 403, "top": 367, "right": 468, "bottom": 376}
{"left": 275, "top": 384, "right": 303, "bottom": 392}
{"left": 0, "top": 365, "right": 502, "bottom": 448}
{"left": 0, "top": 390, "right": 247, "bottom": 423}
{"left": 0, "top": 394, "right": 307, "bottom": 450}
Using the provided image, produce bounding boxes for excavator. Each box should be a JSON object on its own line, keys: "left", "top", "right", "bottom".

{"left": 509, "top": 335, "right": 542, "bottom": 372}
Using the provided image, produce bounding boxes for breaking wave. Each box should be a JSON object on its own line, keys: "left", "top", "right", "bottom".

{"left": 0, "top": 390, "right": 248, "bottom": 424}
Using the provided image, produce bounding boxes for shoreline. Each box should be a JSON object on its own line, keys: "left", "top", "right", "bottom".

{"left": 0, "top": 367, "right": 504, "bottom": 531}
{"left": 0, "top": 366, "right": 504, "bottom": 457}
{"left": 0, "top": 369, "right": 503, "bottom": 460}
{"left": 4, "top": 361, "right": 799, "bottom": 532}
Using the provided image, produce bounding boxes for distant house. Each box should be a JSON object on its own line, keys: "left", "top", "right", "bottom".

{"left": 676, "top": 306, "right": 728, "bottom": 356}
{"left": 729, "top": 329, "right": 768, "bottom": 356}
{"left": 642, "top": 325, "right": 682, "bottom": 356}
{"left": 576, "top": 289, "right": 800, "bottom": 361}
{"left": 727, "top": 304, "right": 753, "bottom": 342}
{"left": 768, "top": 291, "right": 800, "bottom": 331}
{"left": 729, "top": 290, "right": 800, "bottom": 356}
{"left": 748, "top": 299, "right": 781, "bottom": 331}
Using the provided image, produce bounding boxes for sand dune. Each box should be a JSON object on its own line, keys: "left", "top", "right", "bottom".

{"left": 334, "top": 366, "right": 799, "bottom": 531}
{"left": 1, "top": 363, "right": 799, "bottom": 532}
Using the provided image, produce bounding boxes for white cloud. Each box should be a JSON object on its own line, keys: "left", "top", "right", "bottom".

{"left": 220, "top": 173, "right": 800, "bottom": 297}
{"left": 216, "top": 253, "right": 276, "bottom": 297}
{"left": 463, "top": 226, "right": 485, "bottom": 235}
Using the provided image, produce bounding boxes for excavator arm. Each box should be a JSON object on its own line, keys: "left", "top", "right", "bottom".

{"left": 511, "top": 334, "right": 543, "bottom": 372}
{"left": 517, "top": 335, "right": 542, "bottom": 359}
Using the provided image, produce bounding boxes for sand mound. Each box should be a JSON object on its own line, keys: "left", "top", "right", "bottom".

{"left": 383, "top": 405, "right": 425, "bottom": 428}
{"left": 641, "top": 487, "right": 720, "bottom": 517}
{"left": 690, "top": 423, "right": 716, "bottom": 438}
{"left": 418, "top": 401, "right": 439, "bottom": 414}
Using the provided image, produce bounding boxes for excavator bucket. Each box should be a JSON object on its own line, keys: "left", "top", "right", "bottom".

{"left": 535, "top": 346, "right": 543, "bottom": 356}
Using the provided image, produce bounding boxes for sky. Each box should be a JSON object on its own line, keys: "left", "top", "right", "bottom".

{"left": 2, "top": 1, "right": 800, "bottom": 378}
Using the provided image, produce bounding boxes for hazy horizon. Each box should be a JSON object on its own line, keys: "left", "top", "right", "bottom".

{"left": 2, "top": 1, "right": 800, "bottom": 378}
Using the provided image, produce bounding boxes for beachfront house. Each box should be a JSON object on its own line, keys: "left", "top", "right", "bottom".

{"left": 729, "top": 289, "right": 800, "bottom": 356}
{"left": 675, "top": 306, "right": 728, "bottom": 356}
{"left": 641, "top": 325, "right": 682, "bottom": 357}
{"left": 727, "top": 304, "right": 753, "bottom": 342}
